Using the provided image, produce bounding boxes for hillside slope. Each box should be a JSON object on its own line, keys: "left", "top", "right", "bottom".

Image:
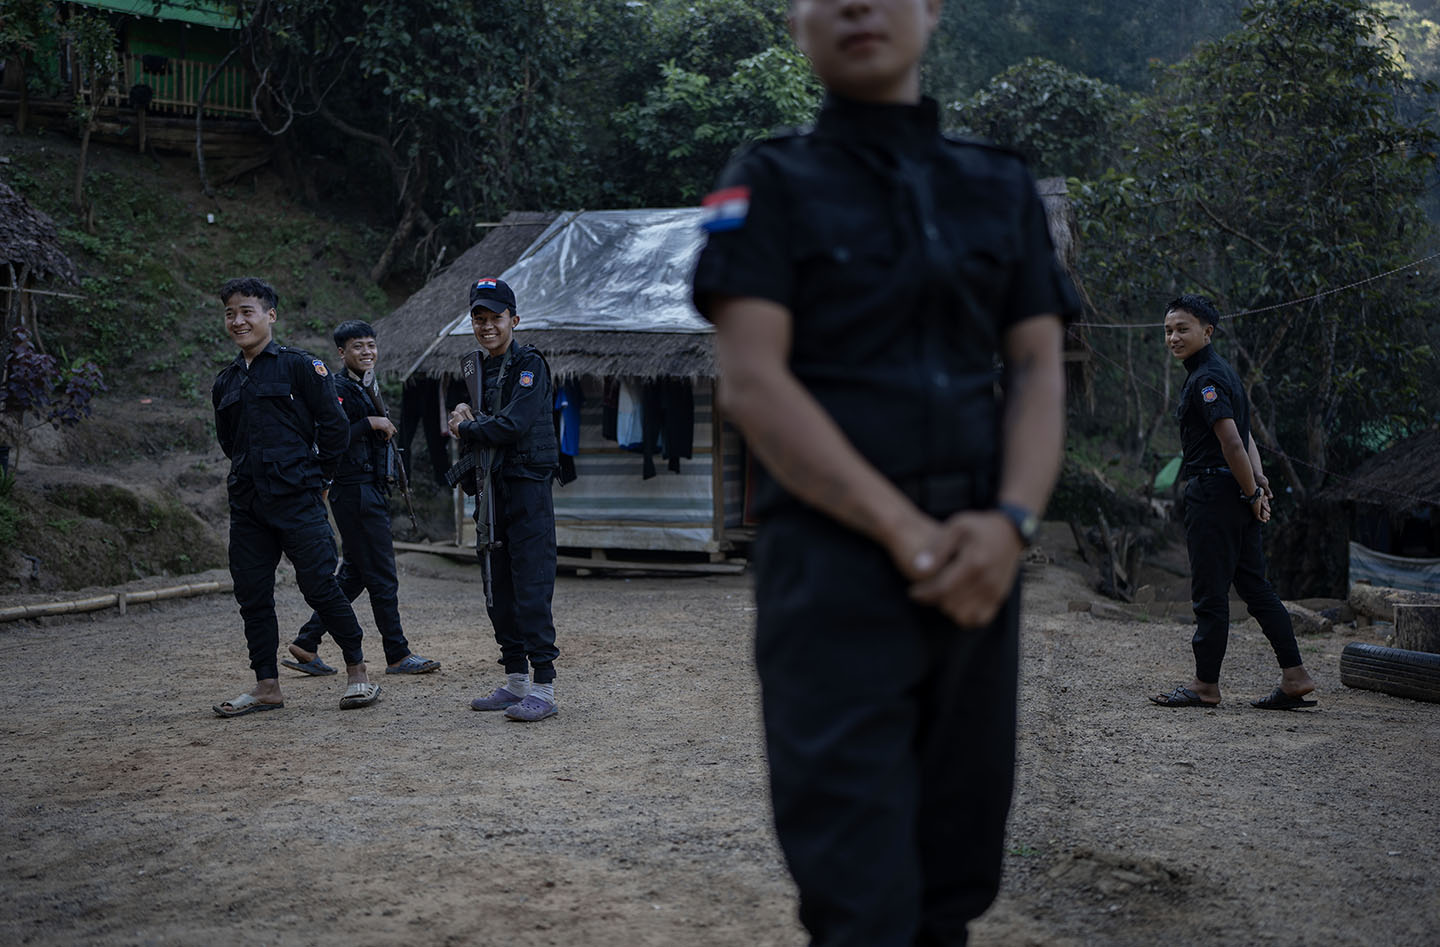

{"left": 1, "top": 127, "right": 407, "bottom": 591}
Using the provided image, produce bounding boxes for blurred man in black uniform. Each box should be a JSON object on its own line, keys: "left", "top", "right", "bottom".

{"left": 1150, "top": 294, "right": 1317, "bottom": 711}
{"left": 447, "top": 278, "right": 561, "bottom": 722}
{"left": 282, "top": 320, "right": 440, "bottom": 678}
{"left": 211, "top": 278, "right": 380, "bottom": 717}
{"left": 690, "top": 1, "right": 1075, "bottom": 943}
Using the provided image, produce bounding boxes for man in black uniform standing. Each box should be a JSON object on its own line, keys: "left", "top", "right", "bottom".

{"left": 447, "top": 278, "right": 561, "bottom": 722}
{"left": 211, "top": 278, "right": 380, "bottom": 716}
{"left": 282, "top": 320, "right": 441, "bottom": 678}
{"left": 1150, "top": 294, "right": 1317, "bottom": 710}
{"left": 690, "top": 1, "right": 1075, "bottom": 943}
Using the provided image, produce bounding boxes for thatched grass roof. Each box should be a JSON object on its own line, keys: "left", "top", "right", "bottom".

{"left": 383, "top": 181, "right": 1079, "bottom": 383}
{"left": 377, "top": 211, "right": 557, "bottom": 379}
{"left": 1319, "top": 428, "right": 1440, "bottom": 513}
{"left": 0, "top": 180, "right": 79, "bottom": 285}
{"left": 1037, "top": 176, "right": 1076, "bottom": 271}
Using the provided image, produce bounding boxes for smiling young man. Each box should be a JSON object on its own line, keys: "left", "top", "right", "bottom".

{"left": 210, "top": 278, "right": 380, "bottom": 716}
{"left": 282, "top": 320, "right": 441, "bottom": 679}
{"left": 1151, "top": 294, "right": 1317, "bottom": 711}
{"left": 447, "top": 278, "right": 561, "bottom": 722}
{"left": 690, "top": 0, "right": 1077, "bottom": 943}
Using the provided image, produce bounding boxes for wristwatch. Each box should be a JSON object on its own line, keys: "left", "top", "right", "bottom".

{"left": 1242, "top": 488, "right": 1264, "bottom": 504}
{"left": 996, "top": 502, "right": 1039, "bottom": 545}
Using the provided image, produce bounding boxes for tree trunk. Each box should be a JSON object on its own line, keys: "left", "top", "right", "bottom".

{"left": 1304, "top": 307, "right": 1339, "bottom": 493}
{"left": 74, "top": 119, "right": 94, "bottom": 218}
{"left": 16, "top": 61, "right": 29, "bottom": 134}
{"left": 1283, "top": 601, "right": 1332, "bottom": 636}
{"left": 1394, "top": 605, "right": 1440, "bottom": 654}
{"left": 1349, "top": 584, "right": 1440, "bottom": 622}
{"left": 195, "top": 45, "right": 242, "bottom": 198}
{"left": 369, "top": 196, "right": 421, "bottom": 285}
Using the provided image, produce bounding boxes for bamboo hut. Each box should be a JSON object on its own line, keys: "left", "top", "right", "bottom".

{"left": 1317, "top": 428, "right": 1440, "bottom": 593}
{"left": 378, "top": 181, "right": 1082, "bottom": 557}
{"left": 0, "top": 179, "right": 79, "bottom": 358}
{"left": 378, "top": 210, "right": 737, "bottom": 555}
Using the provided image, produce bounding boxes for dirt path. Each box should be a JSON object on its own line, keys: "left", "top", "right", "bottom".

{"left": 1, "top": 550, "right": 1436, "bottom": 946}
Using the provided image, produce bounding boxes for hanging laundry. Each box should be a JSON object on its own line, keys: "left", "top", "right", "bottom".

{"left": 556, "top": 382, "right": 582, "bottom": 456}
{"left": 641, "top": 377, "right": 694, "bottom": 479}
{"left": 601, "top": 377, "right": 620, "bottom": 441}
{"left": 616, "top": 379, "right": 643, "bottom": 450}
{"left": 553, "top": 382, "right": 582, "bottom": 485}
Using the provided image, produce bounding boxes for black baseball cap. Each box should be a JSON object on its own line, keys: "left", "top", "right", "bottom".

{"left": 469, "top": 277, "right": 516, "bottom": 314}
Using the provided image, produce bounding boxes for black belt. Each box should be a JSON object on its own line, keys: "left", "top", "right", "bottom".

{"left": 1188, "top": 466, "right": 1231, "bottom": 478}
{"left": 894, "top": 471, "right": 990, "bottom": 516}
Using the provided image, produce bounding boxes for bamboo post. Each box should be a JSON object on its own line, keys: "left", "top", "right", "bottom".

{"left": 710, "top": 377, "right": 725, "bottom": 555}
{"left": 0, "top": 580, "right": 233, "bottom": 623}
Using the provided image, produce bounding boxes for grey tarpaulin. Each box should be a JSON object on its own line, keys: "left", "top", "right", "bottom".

{"left": 1349, "top": 541, "right": 1440, "bottom": 595}
{"left": 446, "top": 208, "right": 712, "bottom": 337}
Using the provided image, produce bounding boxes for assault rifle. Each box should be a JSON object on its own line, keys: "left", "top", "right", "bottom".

{"left": 457, "top": 349, "right": 500, "bottom": 607}
{"left": 360, "top": 368, "right": 419, "bottom": 531}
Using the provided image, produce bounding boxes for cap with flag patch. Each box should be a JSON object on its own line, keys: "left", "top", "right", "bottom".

{"left": 469, "top": 277, "right": 517, "bottom": 314}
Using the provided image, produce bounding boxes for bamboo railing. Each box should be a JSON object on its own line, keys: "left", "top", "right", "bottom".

{"left": 99, "top": 53, "right": 250, "bottom": 117}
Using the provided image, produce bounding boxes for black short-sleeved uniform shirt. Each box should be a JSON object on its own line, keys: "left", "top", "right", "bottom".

{"left": 1176, "top": 343, "right": 1249, "bottom": 476}
{"left": 691, "top": 94, "right": 1080, "bottom": 514}
{"left": 212, "top": 340, "right": 349, "bottom": 502}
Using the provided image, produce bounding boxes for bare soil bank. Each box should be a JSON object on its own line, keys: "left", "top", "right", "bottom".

{"left": 1, "top": 551, "right": 1436, "bottom": 946}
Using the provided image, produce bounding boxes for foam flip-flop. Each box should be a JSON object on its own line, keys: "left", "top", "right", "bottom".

{"left": 385, "top": 654, "right": 441, "bottom": 675}
{"left": 339, "top": 681, "right": 381, "bottom": 709}
{"left": 281, "top": 656, "right": 338, "bottom": 676}
{"left": 1149, "top": 685, "right": 1219, "bottom": 708}
{"left": 213, "top": 693, "right": 284, "bottom": 718}
{"left": 1251, "top": 686, "right": 1318, "bottom": 710}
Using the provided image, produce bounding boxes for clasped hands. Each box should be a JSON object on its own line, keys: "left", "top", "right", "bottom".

{"left": 1251, "top": 472, "right": 1274, "bottom": 523}
{"left": 889, "top": 510, "right": 1025, "bottom": 629}
{"left": 447, "top": 403, "right": 476, "bottom": 438}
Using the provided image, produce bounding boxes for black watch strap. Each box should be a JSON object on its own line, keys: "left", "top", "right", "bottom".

{"left": 996, "top": 502, "right": 1039, "bottom": 545}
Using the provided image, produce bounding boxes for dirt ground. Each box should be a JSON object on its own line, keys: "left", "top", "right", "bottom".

{"left": 2, "top": 535, "right": 1438, "bottom": 946}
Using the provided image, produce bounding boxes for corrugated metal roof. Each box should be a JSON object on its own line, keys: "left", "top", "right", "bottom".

{"left": 72, "top": 0, "right": 240, "bottom": 30}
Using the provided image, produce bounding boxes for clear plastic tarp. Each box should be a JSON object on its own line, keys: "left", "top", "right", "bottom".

{"left": 446, "top": 208, "right": 712, "bottom": 337}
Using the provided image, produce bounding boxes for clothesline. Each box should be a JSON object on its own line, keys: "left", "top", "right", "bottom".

{"left": 1072, "top": 249, "right": 1440, "bottom": 330}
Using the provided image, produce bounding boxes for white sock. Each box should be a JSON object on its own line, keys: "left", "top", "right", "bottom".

{"left": 506, "top": 672, "right": 530, "bottom": 697}
{"left": 530, "top": 682, "right": 555, "bottom": 704}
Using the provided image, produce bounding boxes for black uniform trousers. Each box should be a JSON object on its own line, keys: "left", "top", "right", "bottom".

{"left": 484, "top": 474, "right": 559, "bottom": 684}
{"left": 293, "top": 482, "right": 410, "bottom": 665}
{"left": 1183, "top": 473, "right": 1302, "bottom": 683}
{"left": 228, "top": 489, "right": 366, "bottom": 681}
{"left": 753, "top": 507, "right": 1019, "bottom": 947}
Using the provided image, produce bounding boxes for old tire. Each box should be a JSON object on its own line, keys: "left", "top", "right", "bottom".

{"left": 1339, "top": 642, "right": 1440, "bottom": 704}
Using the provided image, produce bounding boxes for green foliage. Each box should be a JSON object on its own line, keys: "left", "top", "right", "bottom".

{"left": 64, "top": 12, "right": 118, "bottom": 122}
{"left": 1074, "top": 0, "right": 1440, "bottom": 487}
{"left": 923, "top": 0, "right": 1247, "bottom": 99}
{"left": 613, "top": 46, "right": 822, "bottom": 204}
{"left": 947, "top": 58, "right": 1132, "bottom": 178}
{"left": 0, "top": 0, "right": 57, "bottom": 61}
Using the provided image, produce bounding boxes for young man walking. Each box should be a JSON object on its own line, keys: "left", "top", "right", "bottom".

{"left": 211, "top": 278, "right": 379, "bottom": 716}
{"left": 283, "top": 320, "right": 440, "bottom": 678}
{"left": 1151, "top": 294, "right": 1318, "bottom": 711}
